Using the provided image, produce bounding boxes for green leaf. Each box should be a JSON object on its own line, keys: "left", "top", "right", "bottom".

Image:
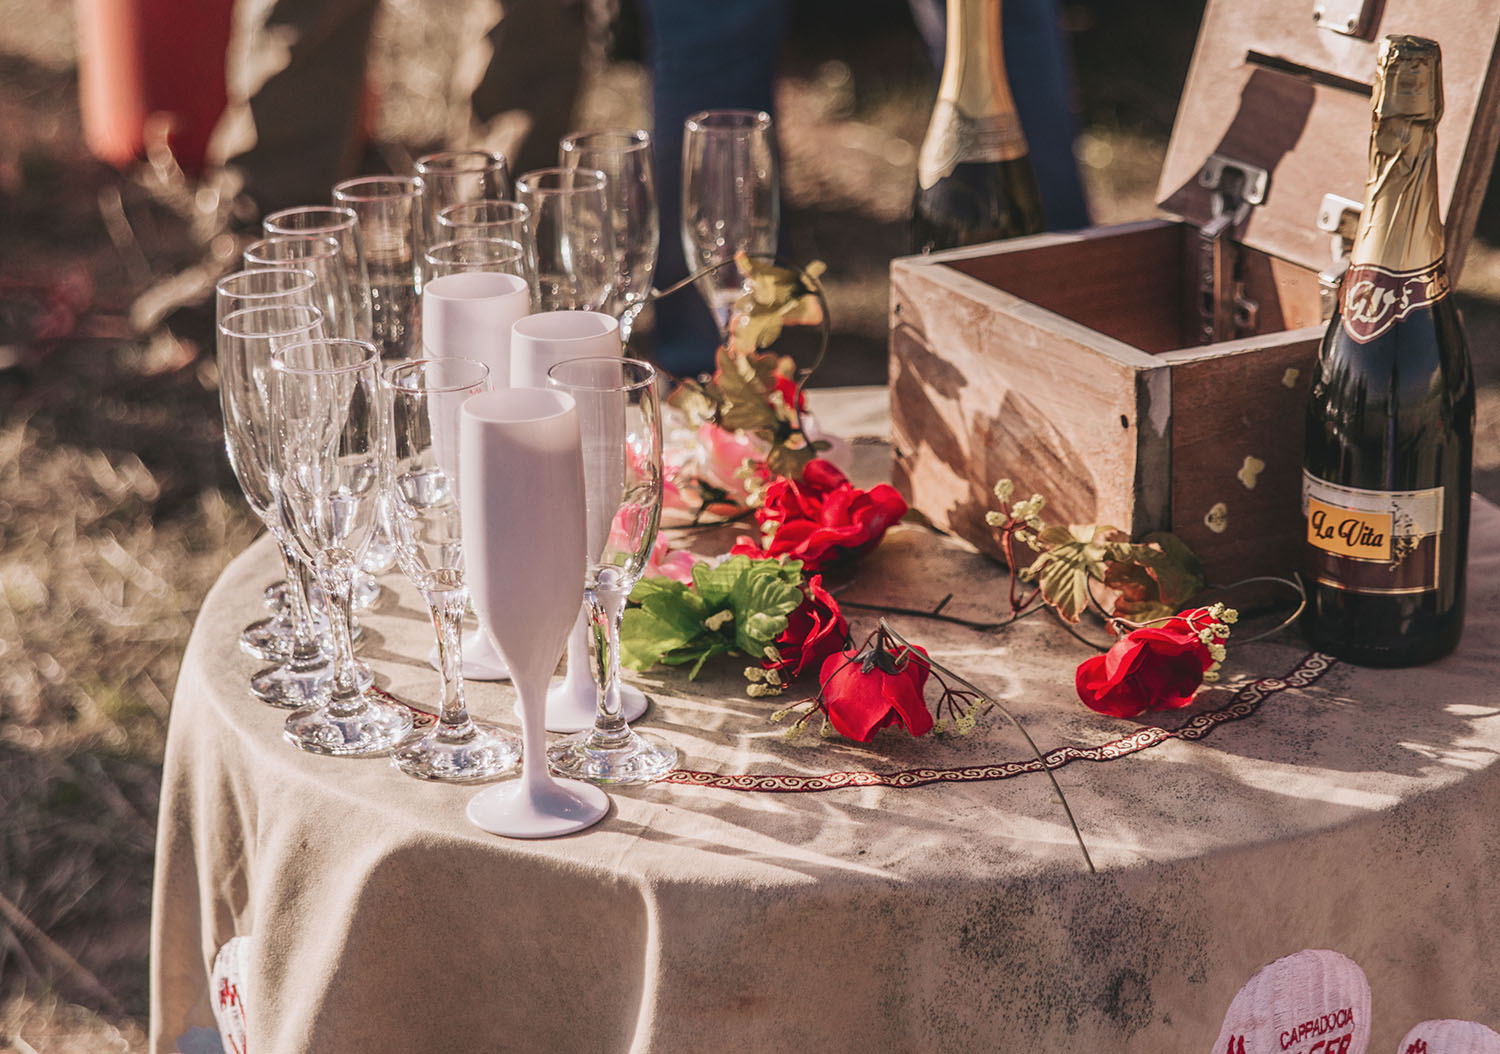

{"left": 1036, "top": 525, "right": 1075, "bottom": 548}
{"left": 1137, "top": 531, "right": 1206, "bottom": 607}
{"left": 690, "top": 558, "right": 744, "bottom": 608}
{"left": 1028, "top": 540, "right": 1110, "bottom": 623}
{"left": 621, "top": 606, "right": 696, "bottom": 670}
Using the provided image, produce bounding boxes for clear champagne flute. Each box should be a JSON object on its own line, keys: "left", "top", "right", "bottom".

{"left": 461, "top": 388, "right": 608, "bottom": 838}
{"left": 216, "top": 266, "right": 319, "bottom": 661}
{"left": 515, "top": 167, "right": 614, "bottom": 312}
{"left": 217, "top": 304, "right": 335, "bottom": 707}
{"left": 224, "top": 262, "right": 386, "bottom": 609}
{"left": 435, "top": 199, "right": 539, "bottom": 302}
{"left": 559, "top": 129, "right": 658, "bottom": 343}
{"left": 383, "top": 358, "right": 521, "bottom": 781}
{"left": 242, "top": 235, "right": 359, "bottom": 340}
{"left": 415, "top": 150, "right": 512, "bottom": 238}
{"left": 262, "top": 205, "right": 374, "bottom": 341}
{"left": 331, "top": 176, "right": 425, "bottom": 363}
{"left": 422, "top": 238, "right": 530, "bottom": 283}
{"left": 681, "top": 109, "right": 779, "bottom": 335}
{"left": 544, "top": 357, "right": 675, "bottom": 784}
{"left": 270, "top": 338, "right": 413, "bottom": 756}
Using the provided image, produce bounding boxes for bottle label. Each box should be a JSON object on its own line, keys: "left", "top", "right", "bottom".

{"left": 1302, "top": 472, "right": 1443, "bottom": 594}
{"left": 916, "top": 100, "right": 1028, "bottom": 190}
{"left": 1340, "top": 259, "right": 1450, "bottom": 343}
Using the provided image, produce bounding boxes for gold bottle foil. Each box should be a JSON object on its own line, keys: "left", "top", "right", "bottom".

{"left": 1349, "top": 35, "right": 1446, "bottom": 272}
{"left": 916, "top": 0, "right": 1028, "bottom": 190}
{"left": 1341, "top": 35, "right": 1450, "bottom": 343}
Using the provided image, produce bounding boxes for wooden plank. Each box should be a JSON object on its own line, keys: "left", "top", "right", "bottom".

{"left": 889, "top": 257, "right": 1170, "bottom": 563}
{"left": 1159, "top": 0, "right": 1500, "bottom": 279}
{"left": 1162, "top": 326, "right": 1324, "bottom": 583}
{"left": 939, "top": 222, "right": 1187, "bottom": 354}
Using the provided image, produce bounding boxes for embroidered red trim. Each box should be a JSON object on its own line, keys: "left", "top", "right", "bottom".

{"left": 658, "top": 652, "right": 1335, "bottom": 793}
{"left": 373, "top": 653, "right": 1335, "bottom": 795}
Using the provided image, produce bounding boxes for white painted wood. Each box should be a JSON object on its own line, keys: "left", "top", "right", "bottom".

{"left": 1212, "top": 949, "right": 1371, "bottom": 1054}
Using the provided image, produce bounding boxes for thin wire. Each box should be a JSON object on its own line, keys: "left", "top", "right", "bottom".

{"left": 880, "top": 619, "right": 1096, "bottom": 875}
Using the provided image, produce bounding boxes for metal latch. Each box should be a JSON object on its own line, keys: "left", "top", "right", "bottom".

{"left": 1316, "top": 193, "right": 1362, "bottom": 321}
{"left": 1196, "top": 155, "right": 1269, "bottom": 344}
{"left": 1312, "top": 0, "right": 1373, "bottom": 37}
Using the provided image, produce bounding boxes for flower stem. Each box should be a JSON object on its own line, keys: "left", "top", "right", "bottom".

{"left": 878, "top": 618, "right": 1096, "bottom": 875}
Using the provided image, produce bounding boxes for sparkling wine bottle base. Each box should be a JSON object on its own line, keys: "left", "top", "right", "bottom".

{"left": 1301, "top": 589, "right": 1463, "bottom": 668}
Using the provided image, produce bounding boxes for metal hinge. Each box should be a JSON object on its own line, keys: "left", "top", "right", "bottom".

{"left": 1196, "top": 155, "right": 1269, "bottom": 344}
{"left": 1316, "top": 193, "right": 1363, "bottom": 321}
{"left": 1312, "top": 0, "right": 1373, "bottom": 38}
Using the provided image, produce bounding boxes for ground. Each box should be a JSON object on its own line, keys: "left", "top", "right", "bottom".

{"left": 1, "top": 1, "right": 1497, "bottom": 1049}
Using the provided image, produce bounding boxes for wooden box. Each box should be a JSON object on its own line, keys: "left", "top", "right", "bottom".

{"left": 889, "top": 0, "right": 1500, "bottom": 583}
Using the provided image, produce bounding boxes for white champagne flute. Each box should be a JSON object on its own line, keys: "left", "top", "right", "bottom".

{"left": 509, "top": 311, "right": 649, "bottom": 732}
{"left": 559, "top": 129, "right": 658, "bottom": 343}
{"left": 270, "top": 338, "right": 413, "bottom": 756}
{"left": 462, "top": 388, "right": 608, "bottom": 838}
{"left": 681, "top": 109, "right": 779, "bottom": 335}
{"left": 544, "top": 357, "right": 675, "bottom": 784}
{"left": 420, "top": 270, "right": 533, "bottom": 682}
{"left": 383, "top": 358, "right": 521, "bottom": 781}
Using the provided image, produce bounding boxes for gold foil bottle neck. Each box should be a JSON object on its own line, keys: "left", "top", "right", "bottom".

{"left": 1347, "top": 34, "right": 1446, "bottom": 274}
{"left": 1373, "top": 35, "right": 1443, "bottom": 125}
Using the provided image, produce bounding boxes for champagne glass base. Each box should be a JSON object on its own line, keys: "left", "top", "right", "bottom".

{"left": 546, "top": 727, "right": 677, "bottom": 785}
{"left": 352, "top": 572, "right": 383, "bottom": 611}
{"left": 465, "top": 776, "right": 608, "bottom": 838}
{"left": 391, "top": 721, "right": 521, "bottom": 782}
{"left": 544, "top": 680, "right": 647, "bottom": 734}
{"left": 282, "top": 694, "right": 414, "bottom": 757}
{"left": 240, "top": 615, "right": 293, "bottom": 661}
{"left": 249, "top": 660, "right": 333, "bottom": 709}
{"left": 262, "top": 581, "right": 365, "bottom": 643}
{"left": 361, "top": 534, "right": 398, "bottom": 576}
{"left": 429, "top": 628, "right": 511, "bottom": 682}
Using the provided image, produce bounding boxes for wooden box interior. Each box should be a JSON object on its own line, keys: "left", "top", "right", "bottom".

{"left": 943, "top": 221, "right": 1324, "bottom": 354}
{"left": 891, "top": 222, "right": 1329, "bottom": 581}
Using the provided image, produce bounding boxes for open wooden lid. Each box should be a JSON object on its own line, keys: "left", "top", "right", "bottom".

{"left": 1156, "top": 0, "right": 1500, "bottom": 278}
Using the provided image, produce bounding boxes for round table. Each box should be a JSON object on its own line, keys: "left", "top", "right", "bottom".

{"left": 150, "top": 390, "right": 1500, "bottom": 1053}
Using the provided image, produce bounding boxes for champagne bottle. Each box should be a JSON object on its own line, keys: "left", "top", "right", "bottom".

{"left": 1302, "top": 35, "right": 1475, "bottom": 666}
{"left": 911, "top": 0, "right": 1045, "bottom": 253}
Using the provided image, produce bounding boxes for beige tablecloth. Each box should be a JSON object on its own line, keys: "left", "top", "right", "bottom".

{"left": 151, "top": 388, "right": 1500, "bottom": 1053}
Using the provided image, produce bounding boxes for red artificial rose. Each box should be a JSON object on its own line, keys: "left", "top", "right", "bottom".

{"left": 765, "top": 575, "right": 848, "bottom": 680}
{"left": 1074, "top": 608, "right": 1219, "bottom": 718}
{"left": 817, "top": 644, "right": 933, "bottom": 742}
{"left": 731, "top": 459, "right": 908, "bottom": 573}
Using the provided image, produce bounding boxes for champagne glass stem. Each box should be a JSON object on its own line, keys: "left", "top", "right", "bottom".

{"left": 424, "top": 586, "right": 478, "bottom": 739}
{"left": 281, "top": 540, "right": 325, "bottom": 670}
{"left": 585, "top": 586, "right": 631, "bottom": 746}
{"left": 315, "top": 556, "right": 364, "bottom": 715}
{"left": 516, "top": 671, "right": 556, "bottom": 800}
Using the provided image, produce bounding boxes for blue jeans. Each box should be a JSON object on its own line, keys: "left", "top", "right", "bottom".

{"left": 911, "top": 0, "right": 1091, "bottom": 232}
{"left": 639, "top": 0, "right": 790, "bottom": 377}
